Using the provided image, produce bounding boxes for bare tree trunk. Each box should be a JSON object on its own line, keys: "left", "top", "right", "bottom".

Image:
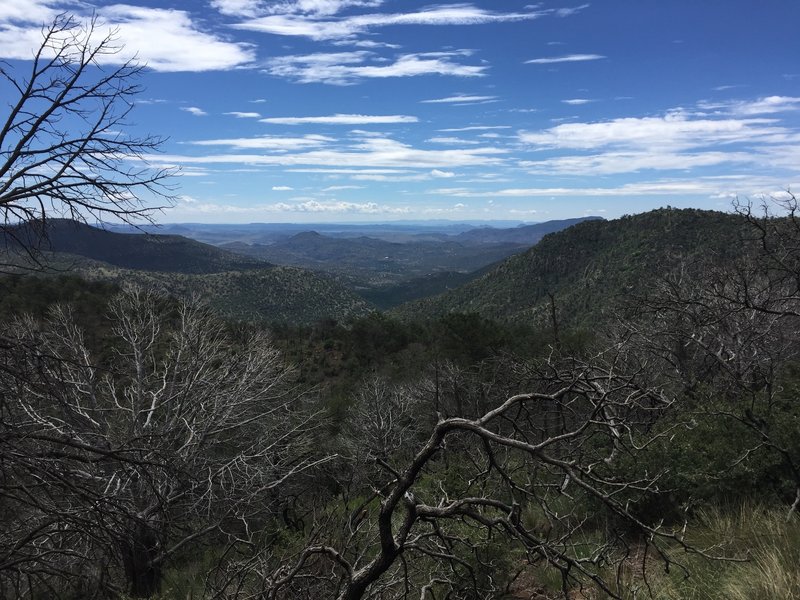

{"left": 119, "top": 520, "right": 163, "bottom": 598}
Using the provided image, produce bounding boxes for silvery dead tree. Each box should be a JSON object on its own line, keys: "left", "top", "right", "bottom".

{"left": 0, "top": 288, "right": 326, "bottom": 598}
{"left": 0, "top": 14, "right": 174, "bottom": 263}
{"left": 210, "top": 346, "right": 705, "bottom": 600}
{"left": 624, "top": 193, "right": 800, "bottom": 519}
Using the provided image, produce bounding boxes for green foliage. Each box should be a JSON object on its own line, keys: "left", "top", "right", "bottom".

{"left": 397, "top": 208, "right": 749, "bottom": 329}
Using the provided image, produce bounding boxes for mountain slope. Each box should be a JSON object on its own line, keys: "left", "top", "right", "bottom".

{"left": 4, "top": 219, "right": 268, "bottom": 274}
{"left": 75, "top": 263, "right": 373, "bottom": 324}
{"left": 2, "top": 220, "right": 372, "bottom": 324}
{"left": 394, "top": 209, "right": 748, "bottom": 328}
{"left": 454, "top": 216, "right": 604, "bottom": 245}
{"left": 222, "top": 232, "right": 524, "bottom": 283}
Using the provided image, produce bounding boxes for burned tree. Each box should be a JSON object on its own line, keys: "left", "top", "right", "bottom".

{"left": 0, "top": 14, "right": 173, "bottom": 257}
{"left": 212, "top": 345, "right": 703, "bottom": 600}
{"left": 0, "top": 288, "right": 324, "bottom": 598}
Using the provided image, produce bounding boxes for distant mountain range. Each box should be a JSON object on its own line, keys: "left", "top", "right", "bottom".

{"left": 3, "top": 219, "right": 268, "bottom": 274}
{"left": 5, "top": 211, "right": 732, "bottom": 330}
{"left": 1, "top": 220, "right": 370, "bottom": 324}
{"left": 214, "top": 217, "right": 604, "bottom": 301}
{"left": 220, "top": 232, "right": 525, "bottom": 284}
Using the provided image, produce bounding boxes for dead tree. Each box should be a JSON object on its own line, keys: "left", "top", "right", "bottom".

{"left": 212, "top": 346, "right": 702, "bottom": 600}
{"left": 0, "top": 288, "right": 326, "bottom": 598}
{"left": 623, "top": 193, "right": 800, "bottom": 519}
{"left": 0, "top": 14, "right": 174, "bottom": 262}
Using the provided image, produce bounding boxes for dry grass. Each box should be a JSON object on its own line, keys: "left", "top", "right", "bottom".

{"left": 612, "top": 504, "right": 800, "bottom": 600}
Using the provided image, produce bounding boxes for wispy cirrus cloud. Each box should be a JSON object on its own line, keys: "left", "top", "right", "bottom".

{"left": 519, "top": 110, "right": 785, "bottom": 151}
{"left": 225, "top": 111, "right": 262, "bottom": 118}
{"left": 697, "top": 95, "right": 800, "bottom": 116}
{"left": 351, "top": 169, "right": 457, "bottom": 182}
{"left": 188, "top": 134, "right": 334, "bottom": 150}
{"left": 525, "top": 53, "right": 605, "bottom": 64}
{"left": 421, "top": 94, "right": 498, "bottom": 105}
{"left": 211, "top": 0, "right": 385, "bottom": 18}
{"left": 275, "top": 199, "right": 409, "bottom": 214}
{"left": 263, "top": 50, "right": 486, "bottom": 84}
{"left": 520, "top": 150, "right": 755, "bottom": 176}
{"left": 427, "top": 137, "right": 481, "bottom": 145}
{"left": 562, "top": 98, "right": 595, "bottom": 105}
{"left": 438, "top": 125, "right": 512, "bottom": 132}
{"left": 258, "top": 114, "right": 418, "bottom": 125}
{"left": 155, "top": 134, "right": 507, "bottom": 169}
{"left": 167, "top": 198, "right": 410, "bottom": 216}
{"left": 428, "top": 177, "right": 792, "bottom": 198}
{"left": 516, "top": 103, "right": 800, "bottom": 176}
{"left": 231, "top": 4, "right": 547, "bottom": 41}
{"left": 322, "top": 185, "right": 365, "bottom": 192}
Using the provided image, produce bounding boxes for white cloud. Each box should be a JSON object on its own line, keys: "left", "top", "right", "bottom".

{"left": 514, "top": 106, "right": 800, "bottom": 176}
{"left": 259, "top": 113, "right": 418, "bottom": 125}
{"left": 698, "top": 96, "right": 800, "bottom": 116}
{"left": 154, "top": 135, "right": 507, "bottom": 168}
{"left": 438, "top": 125, "right": 512, "bottom": 132}
{"left": 525, "top": 53, "right": 605, "bottom": 64}
{"left": 428, "top": 178, "right": 795, "bottom": 198}
{"left": 0, "top": 4, "right": 255, "bottom": 72}
{"left": 321, "top": 185, "right": 364, "bottom": 191}
{"left": 562, "top": 98, "right": 594, "bottom": 105}
{"left": 348, "top": 168, "right": 458, "bottom": 182}
{"left": 554, "top": 4, "right": 590, "bottom": 17}
{"left": 0, "top": 0, "right": 59, "bottom": 23}
{"left": 421, "top": 94, "right": 498, "bottom": 104}
{"left": 189, "top": 134, "right": 333, "bottom": 150}
{"left": 233, "top": 5, "right": 546, "bottom": 41}
{"left": 287, "top": 168, "right": 407, "bottom": 174}
{"left": 212, "top": 0, "right": 385, "bottom": 18}
{"left": 225, "top": 111, "right": 262, "bottom": 118}
{"left": 166, "top": 198, "right": 410, "bottom": 216}
{"left": 518, "top": 110, "right": 785, "bottom": 151}
{"left": 332, "top": 39, "right": 401, "bottom": 49}
{"left": 264, "top": 50, "right": 485, "bottom": 84}
{"left": 422, "top": 203, "right": 468, "bottom": 214}
{"left": 272, "top": 200, "right": 409, "bottom": 214}
{"left": 272, "top": 185, "right": 294, "bottom": 190}
{"left": 426, "top": 137, "right": 480, "bottom": 145}
{"left": 101, "top": 6, "right": 255, "bottom": 72}
{"left": 210, "top": 0, "right": 264, "bottom": 18}
{"left": 521, "top": 150, "right": 755, "bottom": 175}
{"left": 181, "top": 106, "right": 208, "bottom": 116}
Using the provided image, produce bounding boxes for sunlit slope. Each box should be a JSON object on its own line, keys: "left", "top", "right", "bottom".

{"left": 395, "top": 209, "right": 747, "bottom": 328}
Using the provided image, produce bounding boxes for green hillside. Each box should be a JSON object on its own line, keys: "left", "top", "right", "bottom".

{"left": 2, "top": 220, "right": 373, "bottom": 325}
{"left": 23, "top": 254, "right": 372, "bottom": 324}
{"left": 395, "top": 208, "right": 748, "bottom": 328}
{"left": 3, "top": 219, "right": 268, "bottom": 274}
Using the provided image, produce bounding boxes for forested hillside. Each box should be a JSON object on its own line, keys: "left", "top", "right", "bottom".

{"left": 3, "top": 219, "right": 269, "bottom": 273}
{"left": 3, "top": 205, "right": 800, "bottom": 600}
{"left": 1, "top": 221, "right": 373, "bottom": 324}
{"left": 397, "top": 208, "right": 748, "bottom": 328}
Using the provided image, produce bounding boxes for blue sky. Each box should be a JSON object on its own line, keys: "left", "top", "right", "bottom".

{"left": 2, "top": 1, "right": 799, "bottom": 223}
